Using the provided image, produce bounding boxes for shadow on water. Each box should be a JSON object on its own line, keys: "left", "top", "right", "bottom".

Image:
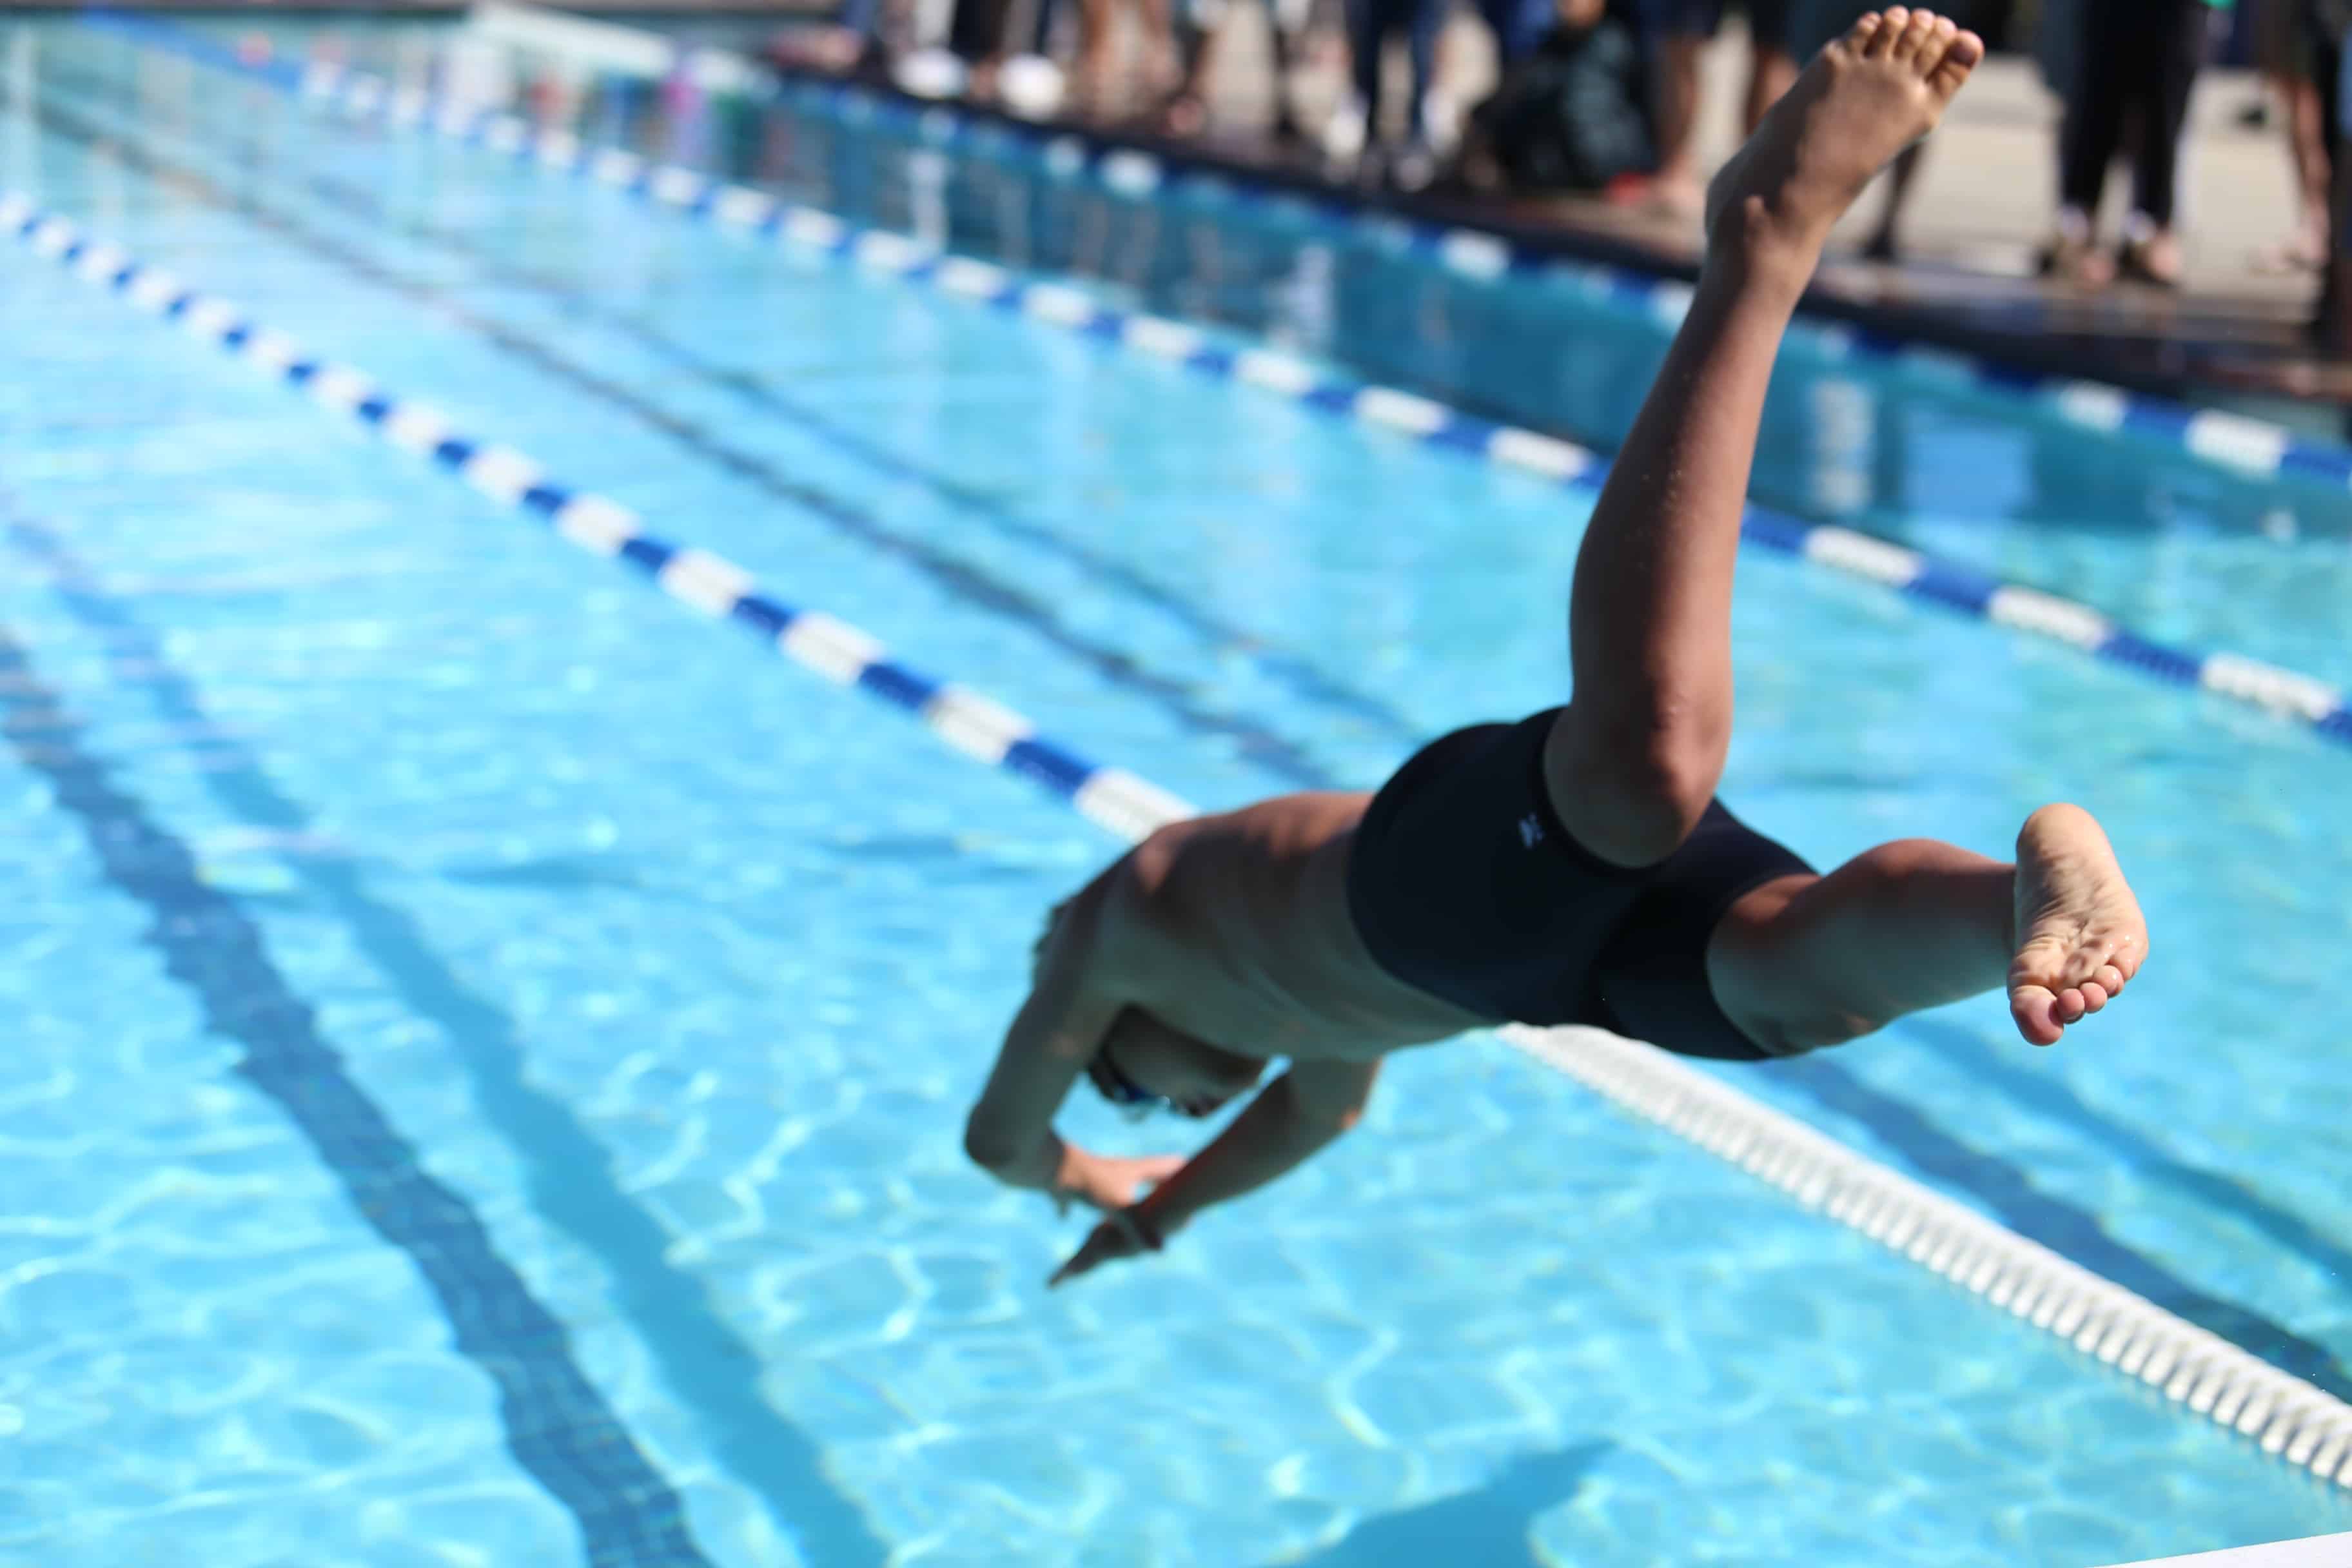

{"left": 1271, "top": 1440, "right": 1614, "bottom": 1568}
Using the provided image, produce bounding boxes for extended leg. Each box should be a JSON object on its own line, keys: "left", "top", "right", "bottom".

{"left": 1545, "top": 8, "right": 1983, "bottom": 868}
{"left": 1709, "top": 805, "right": 2148, "bottom": 1052}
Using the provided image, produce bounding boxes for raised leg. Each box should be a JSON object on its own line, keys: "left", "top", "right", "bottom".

{"left": 1544, "top": 7, "right": 1983, "bottom": 868}
{"left": 1709, "top": 805, "right": 2150, "bottom": 1053}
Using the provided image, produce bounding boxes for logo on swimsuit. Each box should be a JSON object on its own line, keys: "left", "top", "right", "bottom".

{"left": 1519, "top": 812, "right": 1544, "bottom": 848}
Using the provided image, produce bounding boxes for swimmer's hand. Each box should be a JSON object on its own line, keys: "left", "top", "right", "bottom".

{"left": 1053, "top": 1150, "right": 1186, "bottom": 1216}
{"left": 1048, "top": 1203, "right": 1166, "bottom": 1288}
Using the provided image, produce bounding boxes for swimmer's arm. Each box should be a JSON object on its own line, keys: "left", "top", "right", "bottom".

{"left": 1137, "top": 1058, "right": 1380, "bottom": 1237}
{"left": 963, "top": 895, "right": 1125, "bottom": 1201}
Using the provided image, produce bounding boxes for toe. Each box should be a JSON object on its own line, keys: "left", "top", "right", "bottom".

{"left": 1867, "top": 8, "right": 1908, "bottom": 55}
{"left": 2093, "top": 963, "right": 2126, "bottom": 994}
{"left": 2010, "top": 986, "right": 2064, "bottom": 1046}
{"left": 1891, "top": 8, "right": 1936, "bottom": 61}
{"left": 1932, "top": 27, "right": 1985, "bottom": 88}
{"left": 2077, "top": 981, "right": 2110, "bottom": 1013}
{"left": 1916, "top": 14, "right": 1957, "bottom": 70}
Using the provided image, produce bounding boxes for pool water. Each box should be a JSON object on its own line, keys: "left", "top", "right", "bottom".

{"left": 3, "top": 17, "right": 2349, "bottom": 1566}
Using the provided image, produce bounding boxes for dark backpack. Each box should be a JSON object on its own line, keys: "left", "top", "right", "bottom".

{"left": 1471, "top": 13, "right": 1655, "bottom": 193}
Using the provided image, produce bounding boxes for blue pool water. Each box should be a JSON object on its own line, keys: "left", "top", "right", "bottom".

{"left": 3, "top": 17, "right": 2350, "bottom": 1565}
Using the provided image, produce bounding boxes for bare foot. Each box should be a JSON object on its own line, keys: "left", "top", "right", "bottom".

{"left": 2039, "top": 230, "right": 2117, "bottom": 288}
{"left": 1704, "top": 8, "right": 1984, "bottom": 268}
{"left": 1648, "top": 168, "right": 1705, "bottom": 220}
{"left": 2118, "top": 229, "right": 2183, "bottom": 289}
{"left": 2008, "top": 804, "right": 2148, "bottom": 1047}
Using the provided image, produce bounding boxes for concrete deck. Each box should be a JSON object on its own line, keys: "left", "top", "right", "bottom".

{"left": 2102, "top": 1533, "right": 2352, "bottom": 1568}
{"left": 1098, "top": 11, "right": 2352, "bottom": 411}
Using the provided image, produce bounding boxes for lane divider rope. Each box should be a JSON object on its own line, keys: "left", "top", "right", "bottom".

{"left": 117, "top": 1, "right": 2350, "bottom": 497}
{"left": 9, "top": 186, "right": 2349, "bottom": 1492}
{"left": 761, "top": 72, "right": 2352, "bottom": 496}
{"left": 66, "top": 12, "right": 2352, "bottom": 755}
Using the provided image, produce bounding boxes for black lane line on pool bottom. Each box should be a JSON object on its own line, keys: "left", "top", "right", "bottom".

{"left": 115, "top": 64, "right": 2352, "bottom": 1293}
{"left": 235, "top": 106, "right": 1424, "bottom": 747}
{"left": 0, "top": 618, "right": 716, "bottom": 1568}
{"left": 26, "top": 88, "right": 1340, "bottom": 794}
{"left": 1896, "top": 1013, "right": 2352, "bottom": 1309}
{"left": 2, "top": 507, "right": 894, "bottom": 1568}
{"left": 1768, "top": 1052, "right": 2352, "bottom": 1402}
{"left": 26, "top": 90, "right": 2352, "bottom": 1409}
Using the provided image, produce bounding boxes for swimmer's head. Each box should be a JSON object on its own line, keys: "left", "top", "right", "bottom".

{"left": 1086, "top": 1010, "right": 1265, "bottom": 1120}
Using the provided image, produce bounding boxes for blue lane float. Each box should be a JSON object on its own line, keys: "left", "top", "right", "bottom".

{"left": 9, "top": 186, "right": 2352, "bottom": 1498}
{"left": 63, "top": 10, "right": 2352, "bottom": 752}
{"left": 83, "top": 5, "right": 2352, "bottom": 500}
{"left": 0, "top": 193, "right": 1192, "bottom": 845}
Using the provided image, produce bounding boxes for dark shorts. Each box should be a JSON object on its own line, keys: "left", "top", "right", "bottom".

{"left": 1346, "top": 710, "right": 1814, "bottom": 1061}
{"left": 1647, "top": 0, "right": 1799, "bottom": 48}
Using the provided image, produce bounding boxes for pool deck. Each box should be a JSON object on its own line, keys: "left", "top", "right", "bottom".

{"left": 870, "top": 16, "right": 2352, "bottom": 424}
{"left": 57, "top": 3, "right": 2352, "bottom": 422}
{"left": 2104, "top": 1533, "right": 2352, "bottom": 1567}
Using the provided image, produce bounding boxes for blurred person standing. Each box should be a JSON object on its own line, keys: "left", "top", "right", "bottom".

{"left": 1328, "top": 0, "right": 1452, "bottom": 184}
{"left": 2308, "top": 0, "right": 2352, "bottom": 344}
{"left": 1646, "top": 0, "right": 1800, "bottom": 211}
{"left": 2251, "top": 0, "right": 2338, "bottom": 273}
{"left": 2041, "top": 0, "right": 2233, "bottom": 286}
{"left": 1070, "top": 0, "right": 1181, "bottom": 115}
{"left": 1159, "top": 0, "right": 1313, "bottom": 137}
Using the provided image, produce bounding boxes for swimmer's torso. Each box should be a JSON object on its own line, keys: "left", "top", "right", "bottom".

{"left": 1115, "top": 793, "right": 1496, "bottom": 1062}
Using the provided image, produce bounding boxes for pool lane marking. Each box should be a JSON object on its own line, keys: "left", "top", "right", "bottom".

{"left": 0, "top": 194, "right": 1190, "bottom": 847}
{"left": 16, "top": 86, "right": 1355, "bottom": 799}
{"left": 71, "top": 15, "right": 2352, "bottom": 758}
{"left": 0, "top": 507, "right": 895, "bottom": 1567}
{"left": 29, "top": 50, "right": 1424, "bottom": 748}
{"left": 0, "top": 622, "right": 718, "bottom": 1568}
{"left": 43, "top": 65, "right": 2352, "bottom": 1402}
{"left": 10, "top": 193, "right": 2349, "bottom": 1494}
{"left": 86, "top": 5, "right": 2352, "bottom": 500}
{"left": 761, "top": 72, "right": 2352, "bottom": 496}
{"left": 31, "top": 79, "right": 2352, "bottom": 1410}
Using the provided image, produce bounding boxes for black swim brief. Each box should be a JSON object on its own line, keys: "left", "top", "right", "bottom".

{"left": 1345, "top": 707, "right": 1815, "bottom": 1061}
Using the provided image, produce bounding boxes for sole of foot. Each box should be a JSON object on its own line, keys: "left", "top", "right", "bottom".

{"left": 2008, "top": 803, "right": 2149, "bottom": 1047}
